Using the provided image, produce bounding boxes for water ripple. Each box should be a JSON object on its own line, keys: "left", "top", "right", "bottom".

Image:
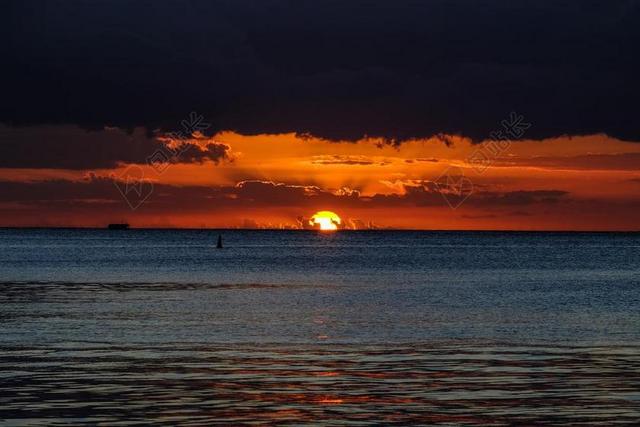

{"left": 1, "top": 343, "right": 638, "bottom": 425}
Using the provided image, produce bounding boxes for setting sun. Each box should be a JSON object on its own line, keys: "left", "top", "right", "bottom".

{"left": 310, "top": 211, "right": 342, "bottom": 231}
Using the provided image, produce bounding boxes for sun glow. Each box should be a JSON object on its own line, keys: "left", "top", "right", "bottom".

{"left": 310, "top": 211, "right": 341, "bottom": 231}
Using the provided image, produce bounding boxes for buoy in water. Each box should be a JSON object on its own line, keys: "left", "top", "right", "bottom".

{"left": 216, "top": 234, "right": 223, "bottom": 249}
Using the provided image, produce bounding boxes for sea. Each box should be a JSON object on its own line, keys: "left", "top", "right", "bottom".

{"left": 1, "top": 229, "right": 639, "bottom": 425}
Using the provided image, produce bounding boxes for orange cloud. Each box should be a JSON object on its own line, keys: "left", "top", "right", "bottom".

{"left": 0, "top": 130, "right": 639, "bottom": 230}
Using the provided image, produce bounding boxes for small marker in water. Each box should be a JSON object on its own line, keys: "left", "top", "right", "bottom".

{"left": 216, "top": 234, "right": 223, "bottom": 249}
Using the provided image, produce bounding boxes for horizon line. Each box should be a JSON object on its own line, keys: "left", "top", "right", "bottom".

{"left": 1, "top": 226, "right": 639, "bottom": 234}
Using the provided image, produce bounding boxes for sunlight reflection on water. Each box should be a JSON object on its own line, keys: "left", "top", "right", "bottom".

{"left": 1, "top": 343, "right": 639, "bottom": 425}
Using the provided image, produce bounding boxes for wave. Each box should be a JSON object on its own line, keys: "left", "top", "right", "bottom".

{"left": 0, "top": 280, "right": 324, "bottom": 291}
{"left": 1, "top": 342, "right": 639, "bottom": 425}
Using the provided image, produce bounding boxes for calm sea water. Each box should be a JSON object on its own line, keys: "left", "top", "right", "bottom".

{"left": 1, "top": 229, "right": 639, "bottom": 425}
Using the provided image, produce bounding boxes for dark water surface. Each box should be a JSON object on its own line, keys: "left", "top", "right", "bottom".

{"left": 1, "top": 229, "right": 639, "bottom": 425}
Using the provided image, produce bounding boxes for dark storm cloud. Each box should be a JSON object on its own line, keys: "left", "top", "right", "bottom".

{"left": 0, "top": 124, "right": 230, "bottom": 169}
{"left": 2, "top": 0, "right": 640, "bottom": 143}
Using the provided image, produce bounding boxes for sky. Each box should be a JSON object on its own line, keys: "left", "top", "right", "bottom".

{"left": 1, "top": 1, "right": 639, "bottom": 230}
